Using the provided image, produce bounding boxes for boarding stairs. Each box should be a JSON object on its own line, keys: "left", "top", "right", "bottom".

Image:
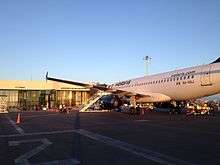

{"left": 80, "top": 91, "right": 109, "bottom": 112}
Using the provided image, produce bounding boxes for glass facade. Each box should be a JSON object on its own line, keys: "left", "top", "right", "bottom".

{"left": 0, "top": 90, "right": 18, "bottom": 106}
{"left": 0, "top": 89, "right": 89, "bottom": 110}
{"left": 56, "top": 91, "right": 89, "bottom": 107}
{"left": 18, "top": 90, "right": 42, "bottom": 107}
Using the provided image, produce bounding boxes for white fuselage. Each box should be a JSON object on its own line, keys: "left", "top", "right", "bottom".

{"left": 109, "top": 62, "right": 220, "bottom": 102}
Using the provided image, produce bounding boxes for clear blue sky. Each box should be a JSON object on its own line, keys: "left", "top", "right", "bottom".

{"left": 0, "top": 0, "right": 220, "bottom": 83}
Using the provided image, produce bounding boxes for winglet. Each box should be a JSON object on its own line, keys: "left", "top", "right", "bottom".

{"left": 46, "top": 72, "right": 48, "bottom": 83}
{"left": 211, "top": 57, "right": 220, "bottom": 64}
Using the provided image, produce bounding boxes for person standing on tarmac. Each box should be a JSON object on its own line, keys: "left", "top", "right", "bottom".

{"left": 136, "top": 105, "right": 141, "bottom": 115}
{"left": 133, "top": 106, "right": 137, "bottom": 117}
{"left": 129, "top": 105, "right": 135, "bottom": 118}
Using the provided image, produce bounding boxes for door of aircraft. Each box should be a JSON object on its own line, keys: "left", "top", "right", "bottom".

{"left": 200, "top": 65, "right": 212, "bottom": 86}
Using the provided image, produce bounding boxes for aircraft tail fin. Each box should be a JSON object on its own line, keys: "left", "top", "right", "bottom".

{"left": 46, "top": 72, "right": 48, "bottom": 83}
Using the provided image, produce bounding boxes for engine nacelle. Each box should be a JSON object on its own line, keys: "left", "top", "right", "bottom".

{"left": 136, "top": 93, "right": 171, "bottom": 103}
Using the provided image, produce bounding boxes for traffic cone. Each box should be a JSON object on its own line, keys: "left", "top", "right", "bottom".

{"left": 16, "top": 113, "right": 21, "bottom": 124}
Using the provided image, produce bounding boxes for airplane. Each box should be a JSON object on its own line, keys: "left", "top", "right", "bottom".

{"left": 46, "top": 57, "right": 220, "bottom": 110}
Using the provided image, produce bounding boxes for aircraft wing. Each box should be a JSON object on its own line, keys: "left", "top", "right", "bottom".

{"left": 46, "top": 73, "right": 108, "bottom": 91}
{"left": 46, "top": 73, "right": 143, "bottom": 95}
{"left": 46, "top": 75, "right": 143, "bottom": 96}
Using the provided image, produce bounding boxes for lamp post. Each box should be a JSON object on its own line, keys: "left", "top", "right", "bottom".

{"left": 143, "top": 56, "right": 151, "bottom": 76}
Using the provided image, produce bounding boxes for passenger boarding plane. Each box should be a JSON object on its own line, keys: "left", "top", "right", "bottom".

{"left": 47, "top": 57, "right": 220, "bottom": 106}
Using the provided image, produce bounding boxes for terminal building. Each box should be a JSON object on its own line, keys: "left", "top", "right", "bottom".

{"left": 0, "top": 80, "right": 91, "bottom": 111}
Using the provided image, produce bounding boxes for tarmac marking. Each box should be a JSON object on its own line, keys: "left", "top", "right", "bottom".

{"left": 5, "top": 115, "right": 24, "bottom": 134}
{"left": 0, "top": 130, "right": 76, "bottom": 138}
{"left": 9, "top": 138, "right": 80, "bottom": 165}
{"left": 75, "top": 129, "right": 195, "bottom": 165}
{"left": 32, "top": 159, "right": 80, "bottom": 165}
{"left": 2, "top": 129, "right": 195, "bottom": 164}
{"left": 1, "top": 124, "right": 219, "bottom": 139}
{"left": 9, "top": 138, "right": 52, "bottom": 165}
{"left": 133, "top": 120, "right": 150, "bottom": 122}
{"left": 23, "top": 113, "right": 60, "bottom": 119}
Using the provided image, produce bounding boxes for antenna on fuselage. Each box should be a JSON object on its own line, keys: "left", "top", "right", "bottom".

{"left": 143, "top": 56, "right": 151, "bottom": 76}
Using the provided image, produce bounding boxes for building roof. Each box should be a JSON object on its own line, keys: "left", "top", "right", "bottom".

{"left": 0, "top": 80, "right": 90, "bottom": 91}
